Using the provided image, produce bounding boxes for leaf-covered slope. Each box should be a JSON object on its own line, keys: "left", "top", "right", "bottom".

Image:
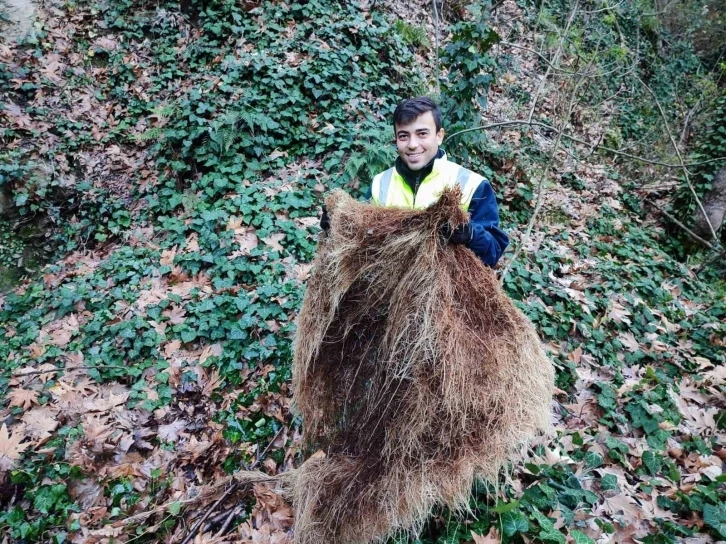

{"left": 0, "top": 0, "right": 724, "bottom": 543}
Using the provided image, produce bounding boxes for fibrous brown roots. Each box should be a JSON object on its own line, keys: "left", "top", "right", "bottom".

{"left": 290, "top": 188, "right": 554, "bottom": 543}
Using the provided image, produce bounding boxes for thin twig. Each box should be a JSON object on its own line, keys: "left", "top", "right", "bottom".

{"left": 444, "top": 119, "right": 726, "bottom": 168}
{"left": 527, "top": 1, "right": 579, "bottom": 123}
{"left": 500, "top": 41, "right": 579, "bottom": 75}
{"left": 120, "top": 477, "right": 232, "bottom": 526}
{"left": 639, "top": 0, "right": 679, "bottom": 17}
{"left": 504, "top": 42, "right": 627, "bottom": 79}
{"left": 603, "top": 0, "right": 626, "bottom": 50}
{"left": 202, "top": 508, "right": 234, "bottom": 533}
{"left": 12, "top": 365, "right": 129, "bottom": 378}
{"left": 634, "top": 75, "right": 719, "bottom": 242}
{"left": 178, "top": 425, "right": 286, "bottom": 544}
{"left": 677, "top": 43, "right": 726, "bottom": 149}
{"left": 256, "top": 426, "right": 285, "bottom": 466}
{"left": 579, "top": 131, "right": 604, "bottom": 162}
{"left": 500, "top": 65, "right": 588, "bottom": 282}
{"left": 679, "top": 98, "right": 701, "bottom": 148}
{"left": 695, "top": 248, "right": 726, "bottom": 274}
{"left": 180, "top": 483, "right": 239, "bottom": 544}
{"left": 580, "top": 0, "right": 625, "bottom": 13}
{"left": 651, "top": 204, "right": 718, "bottom": 251}
{"left": 215, "top": 505, "right": 243, "bottom": 537}
{"left": 432, "top": 0, "right": 441, "bottom": 95}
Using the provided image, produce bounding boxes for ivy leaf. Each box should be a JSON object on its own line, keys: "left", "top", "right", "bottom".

{"left": 600, "top": 473, "right": 620, "bottom": 491}
{"left": 571, "top": 530, "right": 595, "bottom": 544}
{"left": 229, "top": 326, "right": 248, "bottom": 340}
{"left": 584, "top": 451, "right": 603, "bottom": 468}
{"left": 33, "top": 484, "right": 68, "bottom": 515}
{"left": 502, "top": 510, "right": 529, "bottom": 536}
{"left": 530, "top": 508, "right": 556, "bottom": 531}
{"left": 539, "top": 529, "right": 567, "bottom": 544}
{"left": 180, "top": 329, "right": 197, "bottom": 343}
{"left": 492, "top": 499, "right": 520, "bottom": 513}
{"left": 642, "top": 450, "right": 661, "bottom": 475}
{"left": 703, "top": 503, "right": 726, "bottom": 538}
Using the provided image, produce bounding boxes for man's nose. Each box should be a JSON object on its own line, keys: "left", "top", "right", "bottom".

{"left": 407, "top": 137, "right": 419, "bottom": 149}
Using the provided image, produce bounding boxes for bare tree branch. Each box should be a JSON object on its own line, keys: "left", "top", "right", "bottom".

{"left": 679, "top": 98, "right": 701, "bottom": 148}
{"left": 527, "top": 2, "right": 579, "bottom": 123}
{"left": 179, "top": 425, "right": 286, "bottom": 544}
{"left": 500, "top": 41, "right": 580, "bottom": 75}
{"left": 500, "top": 65, "right": 588, "bottom": 282}
{"left": 445, "top": 120, "right": 726, "bottom": 168}
{"left": 13, "top": 365, "right": 128, "bottom": 378}
{"left": 650, "top": 203, "right": 718, "bottom": 250}
{"left": 432, "top": 0, "right": 441, "bottom": 95}
{"left": 634, "top": 74, "right": 719, "bottom": 243}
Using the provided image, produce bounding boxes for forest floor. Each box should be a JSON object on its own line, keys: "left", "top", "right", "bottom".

{"left": 0, "top": 0, "right": 724, "bottom": 543}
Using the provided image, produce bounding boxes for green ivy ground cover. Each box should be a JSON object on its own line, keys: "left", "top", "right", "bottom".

{"left": 0, "top": 0, "right": 724, "bottom": 542}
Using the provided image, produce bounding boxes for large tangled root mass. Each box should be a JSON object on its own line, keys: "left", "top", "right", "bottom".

{"left": 290, "top": 188, "right": 554, "bottom": 543}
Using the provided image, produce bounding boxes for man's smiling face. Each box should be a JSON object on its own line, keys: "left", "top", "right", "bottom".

{"left": 394, "top": 111, "right": 445, "bottom": 171}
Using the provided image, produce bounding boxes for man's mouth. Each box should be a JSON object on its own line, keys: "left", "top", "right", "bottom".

{"left": 407, "top": 152, "right": 423, "bottom": 159}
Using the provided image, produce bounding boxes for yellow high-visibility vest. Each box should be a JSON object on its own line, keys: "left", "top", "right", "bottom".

{"left": 370, "top": 156, "right": 483, "bottom": 209}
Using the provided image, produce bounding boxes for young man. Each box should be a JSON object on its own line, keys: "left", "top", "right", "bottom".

{"left": 323, "top": 97, "right": 509, "bottom": 267}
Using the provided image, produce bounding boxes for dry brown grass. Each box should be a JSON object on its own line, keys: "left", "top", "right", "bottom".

{"left": 286, "top": 188, "right": 554, "bottom": 543}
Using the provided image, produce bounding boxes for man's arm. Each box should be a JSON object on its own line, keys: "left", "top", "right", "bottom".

{"left": 466, "top": 179, "right": 509, "bottom": 267}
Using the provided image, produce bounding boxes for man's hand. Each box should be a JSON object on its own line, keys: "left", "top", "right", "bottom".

{"left": 439, "top": 222, "right": 472, "bottom": 245}
{"left": 320, "top": 206, "right": 330, "bottom": 232}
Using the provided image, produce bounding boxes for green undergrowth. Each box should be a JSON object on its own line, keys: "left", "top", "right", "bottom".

{"left": 505, "top": 0, "right": 726, "bottom": 257}
{"left": 0, "top": 0, "right": 725, "bottom": 542}
{"left": 526, "top": 0, "right": 709, "bottom": 149}
{"left": 407, "top": 207, "right": 726, "bottom": 543}
{"left": 670, "top": 90, "right": 726, "bottom": 245}
{"left": 0, "top": 0, "right": 427, "bottom": 539}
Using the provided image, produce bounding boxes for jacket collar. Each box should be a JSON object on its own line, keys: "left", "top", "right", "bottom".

{"left": 395, "top": 148, "right": 447, "bottom": 191}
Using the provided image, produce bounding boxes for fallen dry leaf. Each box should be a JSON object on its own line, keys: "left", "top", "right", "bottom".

{"left": 68, "top": 478, "right": 105, "bottom": 509}
{"left": 158, "top": 420, "right": 187, "bottom": 442}
{"left": 163, "top": 305, "right": 187, "bottom": 325}
{"left": 164, "top": 339, "right": 182, "bottom": 358}
{"left": 599, "top": 492, "right": 642, "bottom": 523}
{"left": 471, "top": 527, "right": 500, "bottom": 544}
{"left": 0, "top": 423, "right": 30, "bottom": 471}
{"left": 262, "top": 232, "right": 286, "bottom": 253}
{"left": 160, "top": 246, "right": 178, "bottom": 266}
{"left": 607, "top": 301, "right": 632, "bottom": 325}
{"left": 235, "top": 230, "right": 259, "bottom": 255}
{"left": 199, "top": 343, "right": 223, "bottom": 365}
{"left": 201, "top": 368, "right": 223, "bottom": 397}
{"left": 23, "top": 406, "right": 60, "bottom": 440}
{"left": 8, "top": 388, "right": 40, "bottom": 410}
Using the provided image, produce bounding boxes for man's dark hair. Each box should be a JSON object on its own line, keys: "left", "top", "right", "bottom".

{"left": 393, "top": 97, "right": 442, "bottom": 132}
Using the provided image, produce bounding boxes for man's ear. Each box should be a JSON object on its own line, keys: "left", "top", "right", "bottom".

{"left": 436, "top": 128, "right": 445, "bottom": 145}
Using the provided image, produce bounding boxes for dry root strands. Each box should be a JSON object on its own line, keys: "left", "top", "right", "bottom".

{"left": 291, "top": 188, "right": 555, "bottom": 544}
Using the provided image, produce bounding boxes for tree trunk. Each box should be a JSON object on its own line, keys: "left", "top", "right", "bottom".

{"left": 694, "top": 165, "right": 726, "bottom": 239}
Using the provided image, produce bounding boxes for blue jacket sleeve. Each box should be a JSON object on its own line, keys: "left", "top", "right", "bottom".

{"left": 466, "top": 179, "right": 509, "bottom": 267}
{"left": 364, "top": 184, "right": 372, "bottom": 200}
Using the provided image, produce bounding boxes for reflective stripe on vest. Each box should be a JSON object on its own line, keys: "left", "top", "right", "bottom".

{"left": 378, "top": 167, "right": 395, "bottom": 207}
{"left": 456, "top": 167, "right": 472, "bottom": 194}
{"left": 373, "top": 160, "right": 482, "bottom": 210}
